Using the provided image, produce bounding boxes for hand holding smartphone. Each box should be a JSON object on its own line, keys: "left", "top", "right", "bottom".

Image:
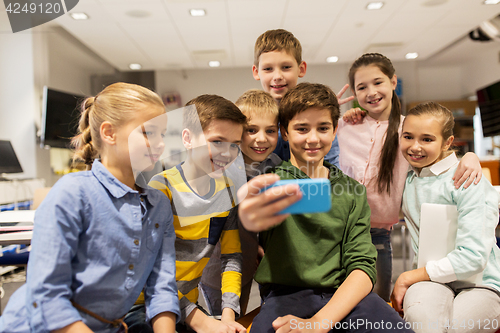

{"left": 262, "top": 178, "right": 331, "bottom": 215}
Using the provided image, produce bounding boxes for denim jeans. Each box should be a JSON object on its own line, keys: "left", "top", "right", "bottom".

{"left": 251, "top": 285, "right": 414, "bottom": 333}
{"left": 370, "top": 228, "right": 392, "bottom": 302}
{"left": 123, "top": 304, "right": 154, "bottom": 333}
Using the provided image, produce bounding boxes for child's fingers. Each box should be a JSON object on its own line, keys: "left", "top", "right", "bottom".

{"left": 462, "top": 173, "right": 475, "bottom": 189}
{"left": 337, "top": 84, "right": 354, "bottom": 105}
{"left": 474, "top": 169, "right": 482, "bottom": 184}
{"left": 454, "top": 169, "right": 472, "bottom": 189}
{"left": 237, "top": 174, "right": 280, "bottom": 202}
{"left": 336, "top": 83, "right": 349, "bottom": 98}
{"left": 338, "top": 95, "right": 355, "bottom": 105}
{"left": 228, "top": 321, "right": 246, "bottom": 333}
{"left": 272, "top": 315, "right": 291, "bottom": 330}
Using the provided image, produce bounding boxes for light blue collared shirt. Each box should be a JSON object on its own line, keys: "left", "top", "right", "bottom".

{"left": 402, "top": 153, "right": 500, "bottom": 292}
{"left": 0, "top": 160, "right": 179, "bottom": 333}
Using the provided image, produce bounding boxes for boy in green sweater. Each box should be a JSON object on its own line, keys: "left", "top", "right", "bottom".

{"left": 249, "top": 83, "right": 413, "bottom": 333}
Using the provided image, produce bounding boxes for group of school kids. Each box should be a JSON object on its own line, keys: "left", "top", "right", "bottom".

{"left": 1, "top": 28, "right": 499, "bottom": 333}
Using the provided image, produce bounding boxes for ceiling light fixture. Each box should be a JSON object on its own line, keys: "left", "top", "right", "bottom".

{"left": 190, "top": 9, "right": 206, "bottom": 17}
{"left": 484, "top": 0, "right": 500, "bottom": 4}
{"left": 326, "top": 56, "right": 339, "bottom": 63}
{"left": 405, "top": 52, "right": 419, "bottom": 59}
{"left": 422, "top": 0, "right": 448, "bottom": 6}
{"left": 126, "top": 10, "right": 151, "bottom": 18}
{"left": 129, "top": 63, "right": 142, "bottom": 70}
{"left": 366, "top": 2, "right": 384, "bottom": 10}
{"left": 208, "top": 61, "right": 220, "bottom": 67}
{"left": 70, "top": 12, "right": 89, "bottom": 20}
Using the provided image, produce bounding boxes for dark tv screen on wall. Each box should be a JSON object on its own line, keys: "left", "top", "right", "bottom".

{"left": 477, "top": 79, "right": 500, "bottom": 138}
{"left": 41, "top": 86, "right": 85, "bottom": 148}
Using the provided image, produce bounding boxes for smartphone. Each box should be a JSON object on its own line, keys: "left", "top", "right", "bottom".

{"left": 262, "top": 178, "right": 331, "bottom": 215}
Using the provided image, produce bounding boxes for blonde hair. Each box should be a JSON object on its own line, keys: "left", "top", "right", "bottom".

{"left": 71, "top": 82, "right": 165, "bottom": 169}
{"left": 235, "top": 89, "right": 278, "bottom": 121}
{"left": 254, "top": 29, "right": 302, "bottom": 67}
{"left": 183, "top": 94, "right": 247, "bottom": 136}
{"left": 406, "top": 101, "right": 455, "bottom": 142}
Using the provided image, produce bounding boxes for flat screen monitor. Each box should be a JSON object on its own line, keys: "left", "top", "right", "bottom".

{"left": 476, "top": 79, "right": 500, "bottom": 137}
{"left": 0, "top": 140, "right": 23, "bottom": 174}
{"left": 41, "top": 86, "right": 85, "bottom": 148}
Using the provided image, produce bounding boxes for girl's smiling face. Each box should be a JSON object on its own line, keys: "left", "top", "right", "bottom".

{"left": 353, "top": 64, "right": 397, "bottom": 121}
{"left": 400, "top": 114, "right": 454, "bottom": 172}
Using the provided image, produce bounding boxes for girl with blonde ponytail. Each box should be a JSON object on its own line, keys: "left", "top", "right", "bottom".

{"left": 0, "top": 82, "right": 179, "bottom": 333}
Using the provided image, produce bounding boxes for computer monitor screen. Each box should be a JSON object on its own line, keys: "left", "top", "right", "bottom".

{"left": 0, "top": 140, "right": 23, "bottom": 174}
{"left": 477, "top": 79, "right": 500, "bottom": 138}
{"left": 41, "top": 86, "right": 85, "bottom": 148}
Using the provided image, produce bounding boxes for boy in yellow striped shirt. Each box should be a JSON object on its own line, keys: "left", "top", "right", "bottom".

{"left": 151, "top": 95, "right": 247, "bottom": 333}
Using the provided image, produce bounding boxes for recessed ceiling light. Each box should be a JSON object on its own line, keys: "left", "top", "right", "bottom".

{"left": 422, "top": 0, "right": 448, "bottom": 6}
{"left": 190, "top": 9, "right": 206, "bottom": 17}
{"left": 405, "top": 52, "right": 419, "bottom": 59}
{"left": 126, "top": 10, "right": 151, "bottom": 18}
{"left": 129, "top": 63, "right": 142, "bottom": 70}
{"left": 208, "top": 61, "right": 220, "bottom": 68}
{"left": 484, "top": 0, "right": 500, "bottom": 4}
{"left": 366, "top": 2, "right": 384, "bottom": 10}
{"left": 70, "top": 12, "right": 89, "bottom": 20}
{"left": 326, "top": 56, "right": 339, "bottom": 63}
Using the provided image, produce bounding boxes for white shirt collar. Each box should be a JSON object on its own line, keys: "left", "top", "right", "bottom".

{"left": 414, "top": 152, "right": 458, "bottom": 177}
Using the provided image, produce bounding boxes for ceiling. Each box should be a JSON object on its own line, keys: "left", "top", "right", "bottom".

{"left": 6, "top": 0, "right": 500, "bottom": 71}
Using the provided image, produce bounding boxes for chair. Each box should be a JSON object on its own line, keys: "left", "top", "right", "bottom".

{"left": 236, "top": 306, "right": 260, "bottom": 332}
{"left": 482, "top": 167, "right": 492, "bottom": 184}
{"left": 33, "top": 187, "right": 52, "bottom": 209}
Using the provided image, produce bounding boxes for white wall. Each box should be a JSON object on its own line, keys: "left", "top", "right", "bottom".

{"left": 0, "top": 16, "right": 115, "bottom": 186}
{"left": 156, "top": 63, "right": 353, "bottom": 114}
{"left": 2, "top": 14, "right": 499, "bottom": 187}
{"left": 0, "top": 16, "right": 37, "bottom": 179}
{"left": 156, "top": 41, "right": 500, "bottom": 112}
{"left": 36, "top": 26, "right": 115, "bottom": 185}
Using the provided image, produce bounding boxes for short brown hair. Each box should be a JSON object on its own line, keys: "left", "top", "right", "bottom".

{"left": 235, "top": 89, "right": 278, "bottom": 121}
{"left": 184, "top": 94, "right": 247, "bottom": 135}
{"left": 279, "top": 83, "right": 340, "bottom": 132}
{"left": 254, "top": 29, "right": 302, "bottom": 67}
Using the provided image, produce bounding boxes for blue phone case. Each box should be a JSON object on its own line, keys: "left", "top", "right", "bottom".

{"left": 264, "top": 179, "right": 331, "bottom": 215}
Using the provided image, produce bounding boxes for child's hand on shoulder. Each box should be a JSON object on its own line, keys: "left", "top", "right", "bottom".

{"left": 237, "top": 174, "right": 302, "bottom": 232}
{"left": 342, "top": 108, "right": 366, "bottom": 124}
{"left": 273, "top": 315, "right": 330, "bottom": 333}
{"left": 452, "top": 152, "right": 482, "bottom": 189}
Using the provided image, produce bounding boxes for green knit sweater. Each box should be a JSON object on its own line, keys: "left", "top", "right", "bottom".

{"left": 254, "top": 160, "right": 377, "bottom": 289}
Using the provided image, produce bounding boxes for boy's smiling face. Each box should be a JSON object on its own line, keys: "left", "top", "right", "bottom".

{"left": 282, "top": 107, "right": 336, "bottom": 170}
{"left": 183, "top": 119, "right": 243, "bottom": 179}
{"left": 241, "top": 112, "right": 279, "bottom": 164}
{"left": 252, "top": 50, "right": 306, "bottom": 103}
